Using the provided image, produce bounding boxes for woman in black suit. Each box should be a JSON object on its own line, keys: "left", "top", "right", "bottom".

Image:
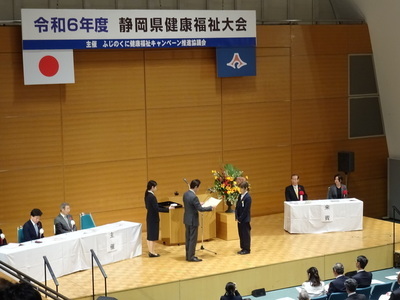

{"left": 144, "top": 180, "right": 173, "bottom": 257}
{"left": 220, "top": 282, "right": 242, "bottom": 300}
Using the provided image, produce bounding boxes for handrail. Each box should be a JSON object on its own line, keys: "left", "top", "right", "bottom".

{"left": 90, "top": 249, "right": 108, "bottom": 300}
{"left": 43, "top": 256, "right": 60, "bottom": 295}
{"left": 0, "top": 260, "right": 70, "bottom": 300}
{"left": 392, "top": 205, "right": 400, "bottom": 267}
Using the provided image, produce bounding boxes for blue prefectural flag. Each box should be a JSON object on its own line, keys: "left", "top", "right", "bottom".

{"left": 216, "top": 47, "right": 256, "bottom": 77}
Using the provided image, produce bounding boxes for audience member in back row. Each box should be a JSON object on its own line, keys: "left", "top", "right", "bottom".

{"left": 345, "top": 255, "right": 372, "bottom": 288}
{"left": 389, "top": 273, "right": 400, "bottom": 300}
{"left": 298, "top": 290, "right": 310, "bottom": 300}
{"left": 344, "top": 278, "right": 367, "bottom": 300}
{"left": 327, "top": 174, "right": 348, "bottom": 199}
{"left": 22, "top": 208, "right": 44, "bottom": 242}
{"left": 285, "top": 174, "right": 308, "bottom": 201}
{"left": 301, "top": 266, "right": 326, "bottom": 298}
{"left": 220, "top": 282, "right": 242, "bottom": 300}
{"left": 0, "top": 281, "right": 42, "bottom": 300}
{"left": 327, "top": 263, "right": 349, "bottom": 296}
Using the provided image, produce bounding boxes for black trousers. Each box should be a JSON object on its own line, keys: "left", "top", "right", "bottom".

{"left": 185, "top": 224, "right": 198, "bottom": 260}
{"left": 237, "top": 222, "right": 251, "bottom": 252}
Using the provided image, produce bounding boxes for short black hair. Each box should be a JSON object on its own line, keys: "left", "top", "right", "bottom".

{"left": 333, "top": 263, "right": 344, "bottom": 275}
{"left": 357, "top": 255, "right": 368, "bottom": 269}
{"left": 190, "top": 179, "right": 201, "bottom": 189}
{"left": 30, "top": 209, "right": 42, "bottom": 217}
{"left": 344, "top": 278, "right": 358, "bottom": 293}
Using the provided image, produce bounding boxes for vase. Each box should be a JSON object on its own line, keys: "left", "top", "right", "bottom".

{"left": 225, "top": 200, "right": 235, "bottom": 213}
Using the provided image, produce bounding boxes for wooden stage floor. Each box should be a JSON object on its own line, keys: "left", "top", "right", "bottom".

{"left": 44, "top": 214, "right": 396, "bottom": 300}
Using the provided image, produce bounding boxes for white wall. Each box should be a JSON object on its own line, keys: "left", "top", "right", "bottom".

{"left": 351, "top": 0, "right": 400, "bottom": 159}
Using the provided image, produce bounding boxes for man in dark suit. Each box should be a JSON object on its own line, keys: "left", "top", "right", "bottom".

{"left": 22, "top": 208, "right": 44, "bottom": 242}
{"left": 347, "top": 255, "right": 373, "bottom": 288}
{"left": 183, "top": 179, "right": 214, "bottom": 262}
{"left": 236, "top": 181, "right": 252, "bottom": 255}
{"left": 389, "top": 273, "right": 400, "bottom": 300}
{"left": 285, "top": 174, "right": 308, "bottom": 201}
{"left": 327, "top": 263, "right": 349, "bottom": 296}
{"left": 54, "top": 202, "right": 77, "bottom": 235}
{"left": 344, "top": 278, "right": 367, "bottom": 300}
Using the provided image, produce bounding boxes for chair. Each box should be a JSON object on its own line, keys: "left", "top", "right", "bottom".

{"left": 80, "top": 213, "right": 96, "bottom": 229}
{"left": 370, "top": 282, "right": 393, "bottom": 300}
{"left": 311, "top": 295, "right": 328, "bottom": 300}
{"left": 328, "top": 292, "right": 347, "bottom": 300}
{"left": 392, "top": 281, "right": 400, "bottom": 291}
{"left": 17, "top": 226, "right": 24, "bottom": 243}
{"left": 356, "top": 286, "right": 372, "bottom": 299}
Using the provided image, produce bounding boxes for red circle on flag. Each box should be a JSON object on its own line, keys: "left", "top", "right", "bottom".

{"left": 38, "top": 55, "right": 59, "bottom": 77}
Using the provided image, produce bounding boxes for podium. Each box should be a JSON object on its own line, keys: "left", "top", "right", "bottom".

{"left": 216, "top": 212, "right": 238, "bottom": 240}
{"left": 160, "top": 194, "right": 216, "bottom": 245}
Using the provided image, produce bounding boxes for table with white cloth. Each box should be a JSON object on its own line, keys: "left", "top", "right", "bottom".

{"left": 0, "top": 221, "right": 142, "bottom": 282}
{"left": 284, "top": 198, "right": 363, "bottom": 234}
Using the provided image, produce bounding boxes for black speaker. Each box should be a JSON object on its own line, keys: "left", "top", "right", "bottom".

{"left": 251, "top": 288, "right": 266, "bottom": 297}
{"left": 338, "top": 151, "right": 355, "bottom": 173}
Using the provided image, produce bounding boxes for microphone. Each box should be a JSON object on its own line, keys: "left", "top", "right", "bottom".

{"left": 183, "top": 178, "right": 189, "bottom": 185}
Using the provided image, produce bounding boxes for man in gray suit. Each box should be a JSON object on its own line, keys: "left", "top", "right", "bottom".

{"left": 183, "top": 179, "right": 215, "bottom": 262}
{"left": 54, "top": 202, "right": 77, "bottom": 234}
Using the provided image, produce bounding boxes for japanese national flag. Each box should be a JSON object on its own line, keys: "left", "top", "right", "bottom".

{"left": 23, "top": 49, "right": 75, "bottom": 85}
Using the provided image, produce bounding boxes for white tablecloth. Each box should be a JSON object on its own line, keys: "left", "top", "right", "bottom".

{"left": 0, "top": 221, "right": 142, "bottom": 282}
{"left": 284, "top": 198, "right": 363, "bottom": 233}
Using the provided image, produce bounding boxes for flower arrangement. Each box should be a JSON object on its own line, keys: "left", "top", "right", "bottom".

{"left": 211, "top": 164, "right": 248, "bottom": 205}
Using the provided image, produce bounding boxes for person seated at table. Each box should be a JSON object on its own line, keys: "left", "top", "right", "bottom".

{"left": 285, "top": 174, "right": 308, "bottom": 201}
{"left": 345, "top": 255, "right": 372, "bottom": 288}
{"left": 220, "top": 282, "right": 242, "bottom": 300}
{"left": 344, "top": 278, "right": 367, "bottom": 300}
{"left": 327, "top": 174, "right": 348, "bottom": 199}
{"left": 22, "top": 208, "right": 44, "bottom": 242}
{"left": 54, "top": 202, "right": 77, "bottom": 235}
{"left": 301, "top": 267, "right": 326, "bottom": 298}
{"left": 327, "top": 263, "right": 349, "bottom": 296}
{"left": 0, "top": 228, "right": 7, "bottom": 246}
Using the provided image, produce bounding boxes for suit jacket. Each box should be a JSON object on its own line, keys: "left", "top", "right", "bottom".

{"left": 285, "top": 185, "right": 308, "bottom": 201}
{"left": 327, "top": 184, "right": 348, "bottom": 199}
{"left": 389, "top": 288, "right": 400, "bottom": 300}
{"left": 328, "top": 275, "right": 349, "bottom": 295}
{"left": 235, "top": 192, "right": 251, "bottom": 223}
{"left": 22, "top": 220, "right": 43, "bottom": 242}
{"left": 145, "top": 192, "right": 169, "bottom": 223}
{"left": 352, "top": 270, "right": 372, "bottom": 288}
{"left": 345, "top": 293, "right": 367, "bottom": 300}
{"left": 54, "top": 214, "right": 77, "bottom": 234}
{"left": 183, "top": 190, "right": 212, "bottom": 227}
{"left": 220, "top": 295, "right": 242, "bottom": 300}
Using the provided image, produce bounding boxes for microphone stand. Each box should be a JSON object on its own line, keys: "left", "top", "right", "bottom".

{"left": 197, "top": 211, "right": 217, "bottom": 255}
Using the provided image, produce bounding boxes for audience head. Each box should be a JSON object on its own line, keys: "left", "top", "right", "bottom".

{"left": 29, "top": 209, "right": 42, "bottom": 224}
{"left": 307, "top": 266, "right": 321, "bottom": 286}
{"left": 291, "top": 174, "right": 300, "bottom": 185}
{"left": 59, "top": 202, "right": 71, "bottom": 215}
{"left": 225, "top": 282, "right": 237, "bottom": 296}
{"left": 397, "top": 273, "right": 400, "bottom": 284}
{"left": 0, "top": 282, "right": 42, "bottom": 300}
{"left": 344, "top": 278, "right": 358, "bottom": 293}
{"left": 332, "top": 262, "right": 344, "bottom": 275}
{"left": 356, "top": 255, "right": 368, "bottom": 269}
{"left": 0, "top": 278, "right": 13, "bottom": 291}
{"left": 190, "top": 179, "right": 201, "bottom": 190}
{"left": 298, "top": 290, "right": 310, "bottom": 300}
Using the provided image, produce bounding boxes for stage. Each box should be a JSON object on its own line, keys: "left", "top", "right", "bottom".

{"left": 26, "top": 214, "right": 398, "bottom": 300}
